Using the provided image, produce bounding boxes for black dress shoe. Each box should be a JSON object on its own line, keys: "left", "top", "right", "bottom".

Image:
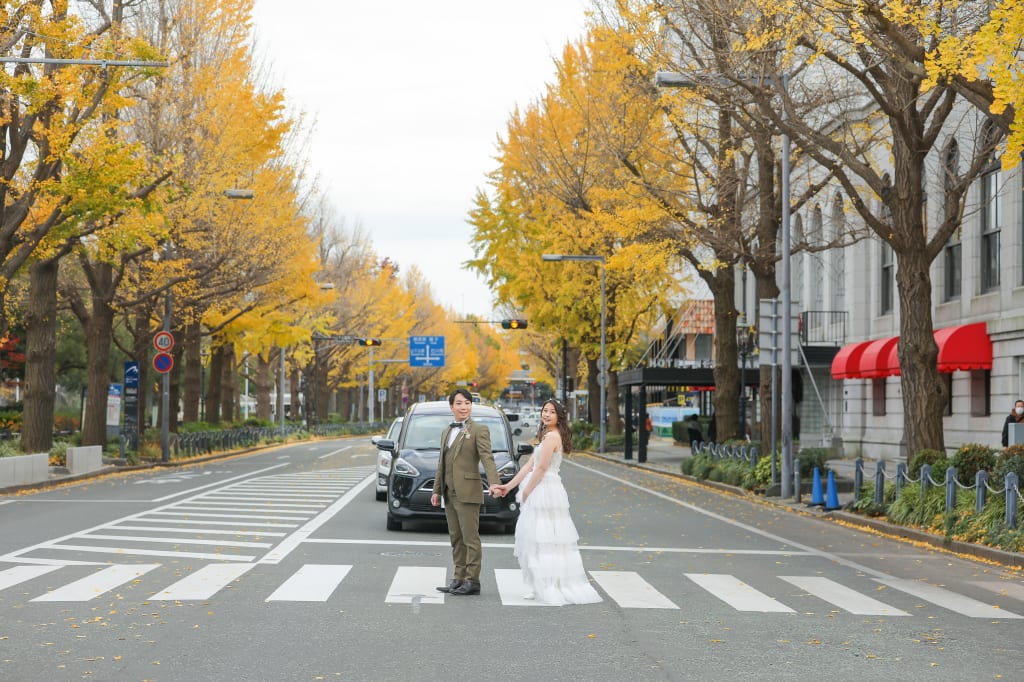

{"left": 436, "top": 579, "right": 461, "bottom": 593}
{"left": 449, "top": 581, "right": 481, "bottom": 596}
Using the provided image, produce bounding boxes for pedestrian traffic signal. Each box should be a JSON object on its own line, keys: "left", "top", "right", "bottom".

{"left": 500, "top": 319, "right": 528, "bottom": 330}
{"left": 357, "top": 338, "right": 382, "bottom": 346}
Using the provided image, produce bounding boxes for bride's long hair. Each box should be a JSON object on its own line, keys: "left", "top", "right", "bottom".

{"left": 537, "top": 399, "right": 572, "bottom": 454}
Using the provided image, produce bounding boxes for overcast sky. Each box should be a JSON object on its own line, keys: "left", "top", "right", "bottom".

{"left": 250, "top": 1, "right": 591, "bottom": 319}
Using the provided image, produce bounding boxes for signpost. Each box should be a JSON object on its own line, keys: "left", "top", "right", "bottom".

{"left": 409, "top": 336, "right": 445, "bottom": 367}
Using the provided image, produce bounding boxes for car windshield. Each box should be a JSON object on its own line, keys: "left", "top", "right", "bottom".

{"left": 402, "top": 414, "right": 510, "bottom": 452}
{"left": 386, "top": 419, "right": 402, "bottom": 440}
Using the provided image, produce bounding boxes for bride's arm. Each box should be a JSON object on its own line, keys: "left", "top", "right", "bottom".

{"left": 500, "top": 453, "right": 533, "bottom": 491}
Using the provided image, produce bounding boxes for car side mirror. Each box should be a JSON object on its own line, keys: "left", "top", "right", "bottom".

{"left": 377, "top": 439, "right": 396, "bottom": 455}
{"left": 515, "top": 442, "right": 534, "bottom": 462}
{"left": 371, "top": 435, "right": 381, "bottom": 445}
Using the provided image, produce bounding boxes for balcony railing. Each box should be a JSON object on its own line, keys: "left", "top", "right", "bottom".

{"left": 800, "top": 310, "right": 847, "bottom": 346}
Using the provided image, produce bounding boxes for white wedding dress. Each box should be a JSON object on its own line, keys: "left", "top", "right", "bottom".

{"left": 513, "top": 446, "right": 602, "bottom": 605}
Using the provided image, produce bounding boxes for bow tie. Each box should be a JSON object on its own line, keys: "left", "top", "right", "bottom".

{"left": 450, "top": 422, "right": 464, "bottom": 429}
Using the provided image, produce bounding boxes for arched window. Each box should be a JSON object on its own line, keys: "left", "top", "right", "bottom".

{"left": 980, "top": 122, "right": 1001, "bottom": 293}
{"left": 942, "top": 139, "right": 961, "bottom": 300}
{"left": 830, "top": 193, "right": 846, "bottom": 311}
{"left": 811, "top": 204, "right": 825, "bottom": 311}
{"left": 793, "top": 213, "right": 804, "bottom": 309}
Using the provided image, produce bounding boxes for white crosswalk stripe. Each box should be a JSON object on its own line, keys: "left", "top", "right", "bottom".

{"left": 2, "top": 561, "right": 1023, "bottom": 619}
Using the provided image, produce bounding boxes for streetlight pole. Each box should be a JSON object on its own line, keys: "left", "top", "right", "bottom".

{"left": 278, "top": 345, "right": 286, "bottom": 437}
{"left": 737, "top": 318, "right": 750, "bottom": 440}
{"left": 160, "top": 269, "right": 171, "bottom": 462}
{"left": 542, "top": 253, "right": 607, "bottom": 454}
{"left": 368, "top": 345, "right": 375, "bottom": 424}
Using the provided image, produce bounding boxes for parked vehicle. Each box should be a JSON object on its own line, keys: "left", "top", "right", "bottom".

{"left": 376, "top": 401, "right": 532, "bottom": 532}
{"left": 371, "top": 417, "right": 404, "bottom": 501}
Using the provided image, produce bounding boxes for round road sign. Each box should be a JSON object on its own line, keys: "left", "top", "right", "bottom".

{"left": 153, "top": 352, "right": 174, "bottom": 374}
{"left": 154, "top": 331, "right": 174, "bottom": 352}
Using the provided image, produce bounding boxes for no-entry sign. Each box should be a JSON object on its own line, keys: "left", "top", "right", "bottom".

{"left": 153, "top": 352, "right": 174, "bottom": 374}
{"left": 154, "top": 331, "right": 174, "bottom": 352}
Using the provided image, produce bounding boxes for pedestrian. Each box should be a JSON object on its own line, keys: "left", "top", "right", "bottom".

{"left": 1002, "top": 399, "right": 1024, "bottom": 448}
{"left": 431, "top": 388, "right": 504, "bottom": 596}
{"left": 641, "top": 414, "right": 652, "bottom": 447}
{"left": 686, "top": 414, "right": 703, "bottom": 446}
{"left": 707, "top": 413, "right": 717, "bottom": 443}
{"left": 496, "top": 399, "right": 601, "bottom": 605}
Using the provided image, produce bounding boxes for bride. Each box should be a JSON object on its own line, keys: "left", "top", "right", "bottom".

{"left": 497, "top": 399, "right": 601, "bottom": 605}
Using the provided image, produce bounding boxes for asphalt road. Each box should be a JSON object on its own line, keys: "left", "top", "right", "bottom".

{"left": 1, "top": 436, "right": 1023, "bottom": 681}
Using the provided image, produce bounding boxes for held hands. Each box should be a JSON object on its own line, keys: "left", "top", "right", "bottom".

{"left": 488, "top": 484, "right": 505, "bottom": 498}
{"left": 430, "top": 493, "right": 440, "bottom": 507}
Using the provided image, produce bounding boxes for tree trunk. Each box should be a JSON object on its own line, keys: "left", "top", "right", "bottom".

{"left": 206, "top": 346, "right": 224, "bottom": 424}
{"left": 704, "top": 269, "right": 739, "bottom": 441}
{"left": 585, "top": 357, "right": 599, "bottom": 425}
{"left": 607, "top": 371, "right": 621, "bottom": 435}
{"left": 256, "top": 355, "right": 272, "bottom": 421}
{"left": 82, "top": 262, "right": 116, "bottom": 447}
{"left": 181, "top": 322, "right": 201, "bottom": 424}
{"left": 132, "top": 309, "right": 152, "bottom": 436}
{"left": 22, "top": 258, "right": 59, "bottom": 454}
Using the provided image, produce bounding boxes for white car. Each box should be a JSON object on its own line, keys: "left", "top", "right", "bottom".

{"left": 372, "top": 417, "right": 403, "bottom": 501}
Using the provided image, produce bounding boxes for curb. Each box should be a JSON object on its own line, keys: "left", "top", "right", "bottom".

{"left": 584, "top": 450, "right": 1024, "bottom": 569}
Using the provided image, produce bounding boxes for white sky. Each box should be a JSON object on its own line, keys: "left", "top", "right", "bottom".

{"left": 250, "top": 1, "right": 591, "bottom": 319}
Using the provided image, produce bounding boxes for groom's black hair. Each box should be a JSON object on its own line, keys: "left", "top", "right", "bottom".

{"left": 448, "top": 388, "right": 473, "bottom": 405}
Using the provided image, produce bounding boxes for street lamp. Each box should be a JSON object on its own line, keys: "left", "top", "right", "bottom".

{"left": 655, "top": 70, "right": 794, "bottom": 496}
{"left": 736, "top": 317, "right": 752, "bottom": 440}
{"left": 542, "top": 253, "right": 606, "bottom": 454}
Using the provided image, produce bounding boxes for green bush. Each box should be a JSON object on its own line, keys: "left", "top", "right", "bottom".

{"left": 796, "top": 447, "right": 830, "bottom": 478}
{"left": 706, "top": 467, "right": 724, "bottom": 483}
{"left": 753, "top": 455, "right": 773, "bottom": 487}
{"left": 993, "top": 454, "right": 1024, "bottom": 489}
{"left": 672, "top": 421, "right": 687, "bottom": 443}
{"left": 909, "top": 449, "right": 948, "bottom": 478}
{"left": 691, "top": 455, "right": 714, "bottom": 480}
{"left": 886, "top": 484, "right": 947, "bottom": 528}
{"left": 950, "top": 443, "right": 997, "bottom": 486}
{"left": 680, "top": 455, "right": 697, "bottom": 476}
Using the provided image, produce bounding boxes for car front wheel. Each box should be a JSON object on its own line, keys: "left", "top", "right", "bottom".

{"left": 386, "top": 514, "right": 403, "bottom": 531}
{"left": 376, "top": 489, "right": 386, "bottom": 501}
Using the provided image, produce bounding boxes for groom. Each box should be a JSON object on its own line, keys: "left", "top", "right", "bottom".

{"left": 431, "top": 388, "right": 504, "bottom": 596}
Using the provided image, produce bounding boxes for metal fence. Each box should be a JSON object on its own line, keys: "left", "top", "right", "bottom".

{"left": 854, "top": 459, "right": 1023, "bottom": 529}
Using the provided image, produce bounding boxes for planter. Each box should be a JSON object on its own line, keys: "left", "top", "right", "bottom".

{"left": 0, "top": 452, "right": 50, "bottom": 487}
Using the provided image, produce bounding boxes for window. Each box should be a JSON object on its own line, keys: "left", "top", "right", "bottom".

{"left": 811, "top": 205, "right": 825, "bottom": 311}
{"left": 980, "top": 124, "right": 1001, "bottom": 293}
{"left": 880, "top": 243, "right": 894, "bottom": 315}
{"left": 830, "top": 193, "right": 846, "bottom": 311}
{"left": 793, "top": 214, "right": 804, "bottom": 307}
{"left": 943, "top": 140, "right": 961, "bottom": 300}
{"left": 970, "top": 370, "right": 990, "bottom": 417}
{"left": 872, "top": 378, "right": 886, "bottom": 416}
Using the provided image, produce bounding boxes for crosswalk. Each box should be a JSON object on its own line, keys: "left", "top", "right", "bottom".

{"left": 1, "top": 561, "right": 1021, "bottom": 620}
{"left": 1, "top": 467, "right": 372, "bottom": 565}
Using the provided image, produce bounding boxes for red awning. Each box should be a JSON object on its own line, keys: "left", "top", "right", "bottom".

{"left": 859, "top": 337, "right": 899, "bottom": 378}
{"left": 831, "top": 340, "right": 871, "bottom": 379}
{"left": 935, "top": 322, "right": 992, "bottom": 372}
{"left": 832, "top": 322, "right": 992, "bottom": 380}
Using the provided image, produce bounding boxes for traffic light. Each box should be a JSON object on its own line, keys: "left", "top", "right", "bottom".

{"left": 500, "top": 319, "right": 528, "bottom": 330}
{"left": 357, "top": 338, "right": 382, "bottom": 346}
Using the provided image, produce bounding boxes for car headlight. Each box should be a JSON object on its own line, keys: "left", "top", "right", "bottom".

{"left": 393, "top": 457, "right": 419, "bottom": 477}
{"left": 497, "top": 460, "right": 515, "bottom": 474}
{"left": 379, "top": 452, "right": 391, "bottom": 469}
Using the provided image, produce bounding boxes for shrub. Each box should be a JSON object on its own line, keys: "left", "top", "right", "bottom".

{"left": 909, "top": 449, "right": 948, "bottom": 478}
{"left": 671, "top": 421, "right": 687, "bottom": 444}
{"left": 796, "top": 447, "right": 830, "bottom": 478}
{"left": 992, "top": 454, "right": 1024, "bottom": 489}
{"left": 753, "top": 455, "right": 774, "bottom": 487}
{"left": 887, "top": 484, "right": 947, "bottom": 528}
{"left": 49, "top": 440, "right": 69, "bottom": 467}
{"left": 950, "top": 443, "right": 997, "bottom": 486}
{"left": 706, "top": 467, "right": 724, "bottom": 483}
{"left": 680, "top": 456, "right": 697, "bottom": 476}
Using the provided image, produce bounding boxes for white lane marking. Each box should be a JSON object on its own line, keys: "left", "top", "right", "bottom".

{"left": 144, "top": 510, "right": 308, "bottom": 521}
{"left": 494, "top": 568, "right": 553, "bottom": 606}
{"left": 780, "top": 576, "right": 909, "bottom": 616}
{"left": 875, "top": 578, "right": 1024, "bottom": 618}
{"left": 42, "top": 544, "right": 254, "bottom": 562}
{"left": 589, "top": 571, "right": 676, "bottom": 609}
{"left": 318, "top": 446, "right": 353, "bottom": 460}
{"left": 301, "top": 537, "right": 809, "bottom": 555}
{"left": 78, "top": 533, "right": 273, "bottom": 549}
{"left": 0, "top": 564, "right": 61, "bottom": 591}
{"left": 128, "top": 516, "right": 298, "bottom": 528}
{"left": 193, "top": 497, "right": 327, "bottom": 508}
{"left": 109, "top": 525, "right": 286, "bottom": 537}
{"left": 258, "top": 472, "right": 375, "bottom": 564}
{"left": 152, "top": 563, "right": 256, "bottom": 600}
{"left": 569, "top": 460, "right": 896, "bottom": 580}
{"left": 151, "top": 464, "right": 290, "bottom": 502}
{"left": 686, "top": 573, "right": 795, "bottom": 613}
{"left": 31, "top": 564, "right": 160, "bottom": 602}
{"left": 0, "top": 500, "right": 16, "bottom": 506}
{"left": 266, "top": 564, "right": 352, "bottom": 602}
{"left": 385, "top": 566, "right": 445, "bottom": 605}
{"left": 971, "top": 580, "right": 1024, "bottom": 602}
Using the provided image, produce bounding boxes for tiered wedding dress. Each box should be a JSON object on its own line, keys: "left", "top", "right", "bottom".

{"left": 513, "top": 443, "right": 602, "bottom": 605}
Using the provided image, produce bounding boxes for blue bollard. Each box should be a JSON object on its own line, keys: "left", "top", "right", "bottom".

{"left": 825, "top": 470, "right": 841, "bottom": 510}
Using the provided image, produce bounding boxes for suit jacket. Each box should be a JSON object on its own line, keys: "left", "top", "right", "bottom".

{"left": 433, "top": 418, "right": 500, "bottom": 504}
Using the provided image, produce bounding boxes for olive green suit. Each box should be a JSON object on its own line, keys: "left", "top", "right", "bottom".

{"left": 433, "top": 418, "right": 501, "bottom": 584}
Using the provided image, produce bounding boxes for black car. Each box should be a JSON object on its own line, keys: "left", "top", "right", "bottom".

{"left": 376, "top": 401, "right": 533, "bottom": 533}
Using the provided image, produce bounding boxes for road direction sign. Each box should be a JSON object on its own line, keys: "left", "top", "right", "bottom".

{"left": 153, "top": 331, "right": 174, "bottom": 352}
{"left": 409, "top": 335, "right": 445, "bottom": 367}
{"left": 153, "top": 352, "right": 174, "bottom": 374}
{"left": 377, "top": 389, "right": 387, "bottom": 403}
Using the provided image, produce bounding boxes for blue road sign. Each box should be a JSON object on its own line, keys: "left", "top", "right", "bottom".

{"left": 409, "top": 335, "right": 445, "bottom": 367}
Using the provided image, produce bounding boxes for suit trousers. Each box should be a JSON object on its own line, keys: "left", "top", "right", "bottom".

{"left": 443, "top": 489, "right": 482, "bottom": 583}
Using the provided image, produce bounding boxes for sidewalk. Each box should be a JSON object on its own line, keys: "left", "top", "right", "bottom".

{"left": 587, "top": 435, "right": 1024, "bottom": 568}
